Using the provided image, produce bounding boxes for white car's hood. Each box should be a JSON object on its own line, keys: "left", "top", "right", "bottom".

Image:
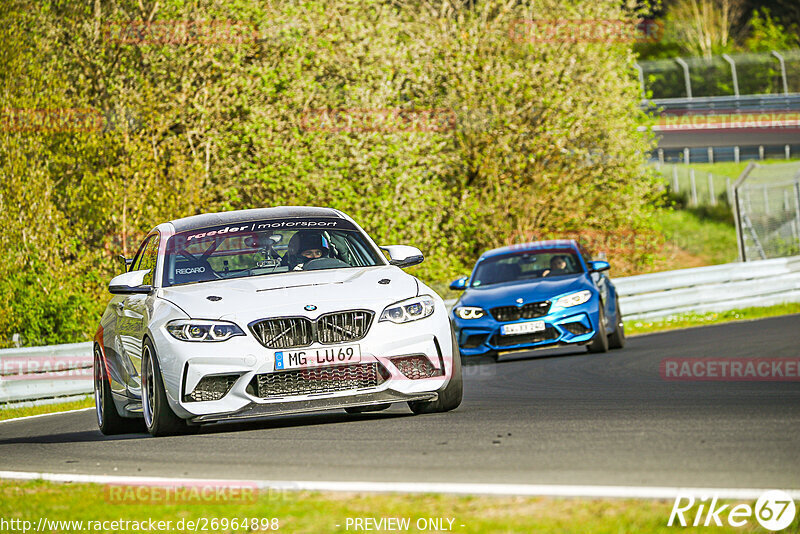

{"left": 159, "top": 265, "right": 419, "bottom": 322}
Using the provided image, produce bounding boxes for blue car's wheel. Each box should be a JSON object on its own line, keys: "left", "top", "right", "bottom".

{"left": 587, "top": 306, "right": 609, "bottom": 353}
{"left": 608, "top": 302, "right": 626, "bottom": 349}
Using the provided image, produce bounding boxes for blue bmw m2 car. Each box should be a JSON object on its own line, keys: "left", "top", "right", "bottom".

{"left": 449, "top": 240, "right": 624, "bottom": 360}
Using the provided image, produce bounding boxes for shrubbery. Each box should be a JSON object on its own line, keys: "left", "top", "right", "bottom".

{"left": 0, "top": 0, "right": 660, "bottom": 346}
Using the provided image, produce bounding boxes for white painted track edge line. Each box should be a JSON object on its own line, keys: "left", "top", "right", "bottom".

{"left": 0, "top": 471, "right": 797, "bottom": 500}
{"left": 0, "top": 407, "right": 93, "bottom": 424}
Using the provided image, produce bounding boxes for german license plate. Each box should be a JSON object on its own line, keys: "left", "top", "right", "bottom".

{"left": 274, "top": 344, "right": 361, "bottom": 370}
{"left": 501, "top": 321, "right": 545, "bottom": 336}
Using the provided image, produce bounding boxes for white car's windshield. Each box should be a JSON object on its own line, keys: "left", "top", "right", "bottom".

{"left": 163, "top": 218, "right": 384, "bottom": 286}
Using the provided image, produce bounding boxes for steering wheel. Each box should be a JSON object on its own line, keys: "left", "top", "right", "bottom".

{"left": 302, "top": 257, "right": 350, "bottom": 271}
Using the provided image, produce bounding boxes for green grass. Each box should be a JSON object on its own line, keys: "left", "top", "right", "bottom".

{"left": 625, "top": 302, "right": 800, "bottom": 336}
{"left": 679, "top": 158, "right": 800, "bottom": 179}
{"left": 0, "top": 479, "right": 789, "bottom": 533}
{"left": 654, "top": 208, "right": 738, "bottom": 267}
{"left": 0, "top": 396, "right": 93, "bottom": 421}
{"left": 656, "top": 159, "right": 800, "bottom": 207}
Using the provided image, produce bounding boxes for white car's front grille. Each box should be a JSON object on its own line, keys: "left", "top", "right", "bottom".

{"left": 249, "top": 310, "right": 374, "bottom": 349}
{"left": 316, "top": 310, "right": 373, "bottom": 344}
{"left": 250, "top": 362, "right": 388, "bottom": 398}
{"left": 251, "top": 317, "right": 313, "bottom": 349}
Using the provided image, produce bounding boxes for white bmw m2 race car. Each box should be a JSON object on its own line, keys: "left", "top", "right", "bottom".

{"left": 94, "top": 207, "right": 462, "bottom": 436}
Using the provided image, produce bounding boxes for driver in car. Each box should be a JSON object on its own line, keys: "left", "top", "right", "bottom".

{"left": 286, "top": 232, "right": 332, "bottom": 270}
{"left": 542, "top": 255, "right": 568, "bottom": 277}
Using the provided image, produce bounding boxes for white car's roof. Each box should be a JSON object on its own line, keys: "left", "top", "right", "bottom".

{"left": 169, "top": 206, "right": 346, "bottom": 233}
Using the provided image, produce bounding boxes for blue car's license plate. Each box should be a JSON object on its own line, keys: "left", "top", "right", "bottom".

{"left": 501, "top": 321, "right": 545, "bottom": 336}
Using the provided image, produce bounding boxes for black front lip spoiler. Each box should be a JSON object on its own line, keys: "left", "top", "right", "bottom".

{"left": 189, "top": 389, "right": 438, "bottom": 423}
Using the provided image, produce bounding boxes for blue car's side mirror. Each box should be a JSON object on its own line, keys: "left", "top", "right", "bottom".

{"left": 588, "top": 260, "right": 610, "bottom": 273}
{"left": 449, "top": 276, "right": 468, "bottom": 290}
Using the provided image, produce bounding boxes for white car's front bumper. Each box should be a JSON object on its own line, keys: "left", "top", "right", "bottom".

{"left": 150, "top": 305, "right": 455, "bottom": 423}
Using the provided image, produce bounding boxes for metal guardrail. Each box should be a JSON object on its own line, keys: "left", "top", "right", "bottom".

{"left": 3, "top": 257, "right": 799, "bottom": 404}
{"left": 446, "top": 256, "right": 800, "bottom": 321}
{"left": 645, "top": 93, "right": 800, "bottom": 115}
{"left": 0, "top": 342, "right": 92, "bottom": 404}
{"left": 615, "top": 255, "right": 800, "bottom": 319}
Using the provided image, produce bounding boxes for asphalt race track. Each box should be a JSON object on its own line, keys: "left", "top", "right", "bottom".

{"left": 1, "top": 315, "right": 799, "bottom": 489}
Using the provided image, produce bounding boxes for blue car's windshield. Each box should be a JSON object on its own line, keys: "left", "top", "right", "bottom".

{"left": 471, "top": 250, "right": 583, "bottom": 287}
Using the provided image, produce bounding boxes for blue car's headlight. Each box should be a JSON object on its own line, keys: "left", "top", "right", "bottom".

{"left": 380, "top": 296, "right": 435, "bottom": 324}
{"left": 166, "top": 319, "right": 245, "bottom": 342}
{"left": 554, "top": 290, "right": 592, "bottom": 308}
{"left": 454, "top": 306, "right": 485, "bottom": 320}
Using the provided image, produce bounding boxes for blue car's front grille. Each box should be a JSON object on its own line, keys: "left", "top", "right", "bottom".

{"left": 490, "top": 301, "right": 551, "bottom": 322}
{"left": 491, "top": 326, "right": 559, "bottom": 347}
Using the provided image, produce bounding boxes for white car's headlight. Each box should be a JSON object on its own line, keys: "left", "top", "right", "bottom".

{"left": 379, "top": 296, "right": 435, "bottom": 324}
{"left": 166, "top": 319, "right": 245, "bottom": 342}
{"left": 454, "top": 306, "right": 485, "bottom": 320}
{"left": 554, "top": 290, "right": 593, "bottom": 308}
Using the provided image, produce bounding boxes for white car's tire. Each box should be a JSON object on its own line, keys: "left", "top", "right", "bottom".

{"left": 142, "top": 340, "right": 195, "bottom": 437}
{"left": 94, "top": 346, "right": 140, "bottom": 435}
{"left": 408, "top": 329, "right": 463, "bottom": 414}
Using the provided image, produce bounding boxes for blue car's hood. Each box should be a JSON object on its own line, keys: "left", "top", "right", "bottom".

{"left": 457, "top": 274, "right": 592, "bottom": 307}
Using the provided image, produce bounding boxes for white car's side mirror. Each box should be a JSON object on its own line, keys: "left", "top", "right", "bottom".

{"left": 109, "top": 269, "right": 152, "bottom": 295}
{"left": 381, "top": 245, "right": 424, "bottom": 268}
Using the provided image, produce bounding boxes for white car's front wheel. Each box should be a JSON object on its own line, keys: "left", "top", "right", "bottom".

{"left": 142, "top": 340, "right": 195, "bottom": 437}
{"left": 408, "top": 329, "right": 463, "bottom": 414}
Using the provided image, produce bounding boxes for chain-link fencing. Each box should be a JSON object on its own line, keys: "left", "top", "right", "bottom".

{"left": 733, "top": 162, "right": 800, "bottom": 260}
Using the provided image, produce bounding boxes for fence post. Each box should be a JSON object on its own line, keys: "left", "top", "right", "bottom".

{"left": 675, "top": 57, "right": 692, "bottom": 99}
{"left": 794, "top": 181, "right": 800, "bottom": 253}
{"left": 684, "top": 147, "right": 690, "bottom": 164}
{"left": 759, "top": 145, "right": 765, "bottom": 160}
{"left": 726, "top": 177, "right": 732, "bottom": 205}
{"left": 658, "top": 148, "right": 664, "bottom": 166}
{"left": 721, "top": 53, "right": 739, "bottom": 97}
{"left": 633, "top": 62, "right": 646, "bottom": 99}
{"left": 708, "top": 173, "right": 716, "bottom": 205}
{"left": 707, "top": 146, "right": 714, "bottom": 163}
{"left": 690, "top": 169, "right": 698, "bottom": 206}
{"left": 771, "top": 51, "right": 789, "bottom": 96}
{"left": 672, "top": 165, "right": 679, "bottom": 193}
{"left": 733, "top": 162, "right": 757, "bottom": 262}
{"left": 786, "top": 145, "right": 791, "bottom": 160}
{"left": 734, "top": 146, "right": 740, "bottom": 163}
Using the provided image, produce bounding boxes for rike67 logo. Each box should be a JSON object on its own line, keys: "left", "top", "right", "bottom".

{"left": 668, "top": 490, "right": 796, "bottom": 531}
